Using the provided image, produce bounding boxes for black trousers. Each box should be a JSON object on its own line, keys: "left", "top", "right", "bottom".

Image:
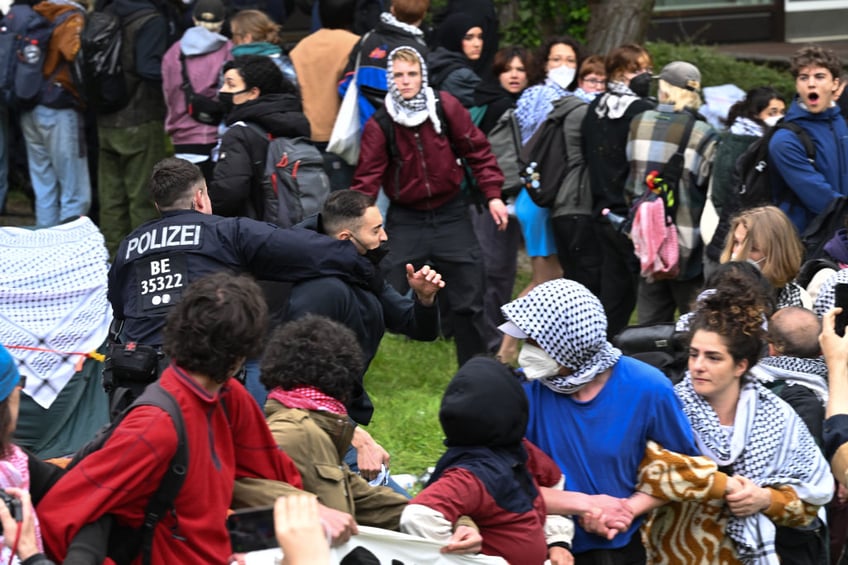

{"left": 384, "top": 197, "right": 487, "bottom": 366}
{"left": 556, "top": 218, "right": 639, "bottom": 339}
{"left": 574, "top": 534, "right": 646, "bottom": 565}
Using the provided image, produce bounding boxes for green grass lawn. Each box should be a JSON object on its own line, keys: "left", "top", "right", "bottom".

{"left": 363, "top": 333, "right": 457, "bottom": 477}
{"left": 364, "top": 266, "right": 532, "bottom": 478}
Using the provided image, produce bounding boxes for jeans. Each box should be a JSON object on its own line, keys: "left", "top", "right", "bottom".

{"left": 20, "top": 106, "right": 91, "bottom": 227}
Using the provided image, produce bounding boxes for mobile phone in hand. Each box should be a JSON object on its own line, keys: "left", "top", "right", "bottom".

{"left": 834, "top": 283, "right": 848, "bottom": 337}
{"left": 227, "top": 505, "right": 277, "bottom": 553}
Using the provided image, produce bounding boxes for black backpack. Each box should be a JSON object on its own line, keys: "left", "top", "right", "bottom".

{"left": 800, "top": 196, "right": 848, "bottom": 260}
{"left": 518, "top": 96, "right": 587, "bottom": 208}
{"left": 731, "top": 121, "right": 815, "bottom": 210}
{"left": 67, "top": 382, "right": 188, "bottom": 565}
{"left": 373, "top": 93, "right": 486, "bottom": 211}
{"left": 76, "top": 5, "right": 157, "bottom": 113}
{"left": 179, "top": 51, "right": 224, "bottom": 126}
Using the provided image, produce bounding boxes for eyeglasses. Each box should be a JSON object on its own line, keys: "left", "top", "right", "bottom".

{"left": 582, "top": 78, "right": 606, "bottom": 86}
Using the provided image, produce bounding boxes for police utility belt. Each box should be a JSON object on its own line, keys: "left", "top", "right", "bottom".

{"left": 103, "top": 342, "right": 164, "bottom": 392}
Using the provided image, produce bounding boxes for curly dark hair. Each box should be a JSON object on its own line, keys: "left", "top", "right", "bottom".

{"left": 259, "top": 315, "right": 363, "bottom": 403}
{"left": 223, "top": 55, "right": 296, "bottom": 97}
{"left": 163, "top": 273, "right": 268, "bottom": 383}
{"left": 702, "top": 260, "right": 776, "bottom": 317}
{"left": 689, "top": 271, "right": 768, "bottom": 371}
{"left": 790, "top": 45, "right": 843, "bottom": 80}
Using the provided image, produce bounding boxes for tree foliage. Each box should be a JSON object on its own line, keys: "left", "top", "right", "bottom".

{"left": 494, "top": 0, "right": 590, "bottom": 48}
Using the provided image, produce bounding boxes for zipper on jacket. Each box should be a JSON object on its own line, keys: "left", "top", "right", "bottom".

{"left": 414, "top": 129, "right": 433, "bottom": 202}
{"left": 831, "top": 120, "right": 847, "bottom": 195}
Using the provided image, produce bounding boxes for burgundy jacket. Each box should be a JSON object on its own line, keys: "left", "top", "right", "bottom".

{"left": 351, "top": 90, "right": 504, "bottom": 211}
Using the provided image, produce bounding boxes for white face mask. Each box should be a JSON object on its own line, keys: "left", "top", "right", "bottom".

{"left": 763, "top": 115, "right": 781, "bottom": 128}
{"left": 548, "top": 65, "right": 576, "bottom": 91}
{"left": 518, "top": 343, "right": 561, "bottom": 381}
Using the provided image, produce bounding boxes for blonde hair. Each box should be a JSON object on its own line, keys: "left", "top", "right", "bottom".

{"left": 230, "top": 10, "right": 280, "bottom": 44}
{"left": 391, "top": 48, "right": 421, "bottom": 67}
{"left": 657, "top": 79, "right": 702, "bottom": 111}
{"left": 720, "top": 206, "right": 804, "bottom": 289}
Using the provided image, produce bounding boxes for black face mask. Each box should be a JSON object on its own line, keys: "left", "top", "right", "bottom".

{"left": 363, "top": 241, "right": 390, "bottom": 266}
{"left": 629, "top": 72, "right": 652, "bottom": 98}
{"left": 218, "top": 89, "right": 247, "bottom": 114}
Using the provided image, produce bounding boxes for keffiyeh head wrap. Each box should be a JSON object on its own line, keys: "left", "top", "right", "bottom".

{"left": 384, "top": 47, "right": 442, "bottom": 133}
{"left": 675, "top": 375, "right": 832, "bottom": 564}
{"left": 501, "top": 279, "right": 621, "bottom": 394}
{"left": 594, "top": 81, "right": 642, "bottom": 120}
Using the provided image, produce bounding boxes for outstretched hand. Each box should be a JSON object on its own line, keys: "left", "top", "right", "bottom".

{"left": 405, "top": 264, "right": 445, "bottom": 306}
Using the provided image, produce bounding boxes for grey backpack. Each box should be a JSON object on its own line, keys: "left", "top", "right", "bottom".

{"left": 486, "top": 108, "right": 524, "bottom": 198}
{"left": 248, "top": 123, "right": 331, "bottom": 228}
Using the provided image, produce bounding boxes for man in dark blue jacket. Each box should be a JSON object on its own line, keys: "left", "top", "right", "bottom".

{"left": 288, "top": 190, "right": 443, "bottom": 424}
{"left": 287, "top": 190, "right": 443, "bottom": 483}
{"left": 769, "top": 45, "right": 848, "bottom": 232}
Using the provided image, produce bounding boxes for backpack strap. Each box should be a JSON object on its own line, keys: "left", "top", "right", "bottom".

{"left": 178, "top": 51, "right": 195, "bottom": 109}
{"left": 373, "top": 106, "right": 401, "bottom": 200}
{"left": 653, "top": 111, "right": 697, "bottom": 218}
{"left": 778, "top": 121, "right": 816, "bottom": 165}
{"left": 660, "top": 111, "right": 696, "bottom": 188}
{"left": 132, "top": 382, "right": 188, "bottom": 565}
{"left": 770, "top": 120, "right": 816, "bottom": 208}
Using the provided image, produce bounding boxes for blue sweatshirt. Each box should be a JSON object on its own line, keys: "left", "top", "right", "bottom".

{"left": 768, "top": 100, "right": 848, "bottom": 232}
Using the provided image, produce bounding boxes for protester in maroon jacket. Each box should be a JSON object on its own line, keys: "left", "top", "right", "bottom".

{"left": 351, "top": 46, "right": 506, "bottom": 366}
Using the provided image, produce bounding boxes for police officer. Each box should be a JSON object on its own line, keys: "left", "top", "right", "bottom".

{"left": 107, "top": 158, "right": 377, "bottom": 408}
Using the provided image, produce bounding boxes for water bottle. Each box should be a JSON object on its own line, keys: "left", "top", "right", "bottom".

{"left": 602, "top": 208, "right": 629, "bottom": 233}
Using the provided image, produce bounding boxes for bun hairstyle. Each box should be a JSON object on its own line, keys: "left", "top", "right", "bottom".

{"left": 689, "top": 271, "right": 769, "bottom": 371}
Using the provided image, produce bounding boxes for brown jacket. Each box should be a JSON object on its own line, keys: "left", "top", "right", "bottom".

{"left": 34, "top": 1, "right": 84, "bottom": 104}
{"left": 264, "top": 400, "right": 408, "bottom": 530}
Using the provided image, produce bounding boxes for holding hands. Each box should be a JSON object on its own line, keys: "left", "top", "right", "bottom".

{"left": 725, "top": 475, "right": 772, "bottom": 517}
{"left": 579, "top": 495, "right": 634, "bottom": 540}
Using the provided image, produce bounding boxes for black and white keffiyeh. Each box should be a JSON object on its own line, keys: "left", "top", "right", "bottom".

{"left": 729, "top": 117, "right": 765, "bottom": 137}
{"left": 814, "top": 268, "right": 848, "bottom": 316}
{"left": 384, "top": 47, "right": 442, "bottom": 133}
{"left": 379, "top": 11, "right": 425, "bottom": 39}
{"left": 776, "top": 282, "right": 804, "bottom": 309}
{"left": 501, "top": 279, "right": 621, "bottom": 394}
{"left": 0, "top": 218, "right": 111, "bottom": 409}
{"left": 675, "top": 375, "right": 832, "bottom": 564}
{"left": 750, "top": 355, "right": 829, "bottom": 405}
{"left": 593, "top": 81, "right": 642, "bottom": 120}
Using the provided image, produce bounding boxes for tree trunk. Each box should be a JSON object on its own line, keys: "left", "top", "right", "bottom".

{"left": 586, "top": 0, "right": 656, "bottom": 55}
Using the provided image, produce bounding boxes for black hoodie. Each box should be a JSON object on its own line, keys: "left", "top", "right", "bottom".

{"left": 210, "top": 93, "right": 310, "bottom": 219}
